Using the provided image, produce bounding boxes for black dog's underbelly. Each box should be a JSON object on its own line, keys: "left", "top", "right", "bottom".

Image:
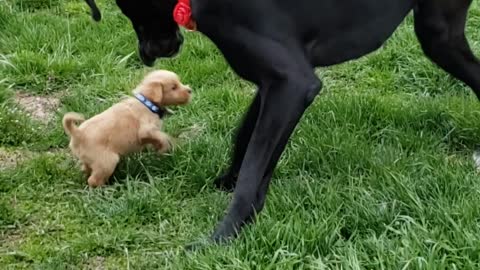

{"left": 305, "top": 25, "right": 400, "bottom": 67}
{"left": 300, "top": 0, "right": 415, "bottom": 67}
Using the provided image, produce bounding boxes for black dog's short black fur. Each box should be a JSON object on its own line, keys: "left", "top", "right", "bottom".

{"left": 84, "top": 0, "right": 480, "bottom": 243}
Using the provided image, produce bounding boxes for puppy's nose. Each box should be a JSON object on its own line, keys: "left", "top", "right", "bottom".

{"left": 187, "top": 88, "right": 192, "bottom": 94}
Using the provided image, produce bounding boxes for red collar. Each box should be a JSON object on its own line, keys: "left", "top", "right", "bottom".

{"left": 173, "top": 0, "right": 197, "bottom": 31}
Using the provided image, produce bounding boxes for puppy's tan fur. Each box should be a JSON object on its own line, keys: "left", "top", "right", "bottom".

{"left": 63, "top": 70, "right": 191, "bottom": 187}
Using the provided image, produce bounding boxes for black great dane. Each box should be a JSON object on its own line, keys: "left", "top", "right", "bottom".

{"left": 83, "top": 0, "right": 480, "bottom": 244}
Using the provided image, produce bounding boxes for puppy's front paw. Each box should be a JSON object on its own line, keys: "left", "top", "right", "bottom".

{"left": 155, "top": 133, "right": 174, "bottom": 154}
{"left": 165, "top": 135, "right": 175, "bottom": 151}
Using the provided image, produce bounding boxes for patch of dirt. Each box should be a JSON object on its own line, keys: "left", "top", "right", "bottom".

{"left": 0, "top": 231, "right": 33, "bottom": 263}
{"left": 473, "top": 150, "right": 480, "bottom": 172}
{"left": 14, "top": 92, "right": 60, "bottom": 123}
{"left": 86, "top": 256, "right": 106, "bottom": 270}
{"left": 0, "top": 148, "right": 33, "bottom": 170}
{"left": 0, "top": 148, "right": 67, "bottom": 170}
{"left": 0, "top": 231, "right": 24, "bottom": 249}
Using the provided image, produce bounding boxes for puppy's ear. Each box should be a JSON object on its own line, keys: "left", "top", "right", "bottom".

{"left": 84, "top": 0, "right": 102, "bottom": 21}
{"left": 140, "top": 81, "right": 164, "bottom": 105}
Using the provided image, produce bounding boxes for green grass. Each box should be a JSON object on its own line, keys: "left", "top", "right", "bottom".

{"left": 1, "top": 0, "right": 480, "bottom": 268}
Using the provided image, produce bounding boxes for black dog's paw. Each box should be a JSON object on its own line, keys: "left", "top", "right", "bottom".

{"left": 213, "top": 173, "right": 237, "bottom": 192}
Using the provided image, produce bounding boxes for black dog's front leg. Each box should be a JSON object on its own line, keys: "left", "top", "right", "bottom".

{"left": 214, "top": 92, "right": 261, "bottom": 191}
{"left": 212, "top": 76, "right": 322, "bottom": 242}
{"left": 184, "top": 22, "right": 324, "bottom": 243}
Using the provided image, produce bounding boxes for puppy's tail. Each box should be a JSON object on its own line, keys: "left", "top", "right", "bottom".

{"left": 62, "top": 112, "right": 85, "bottom": 138}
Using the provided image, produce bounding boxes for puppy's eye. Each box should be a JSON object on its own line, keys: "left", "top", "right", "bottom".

{"left": 172, "top": 85, "right": 178, "bottom": 91}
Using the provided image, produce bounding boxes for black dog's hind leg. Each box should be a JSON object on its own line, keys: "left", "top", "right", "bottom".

{"left": 212, "top": 75, "right": 322, "bottom": 241}
{"left": 214, "top": 93, "right": 261, "bottom": 192}
{"left": 414, "top": 0, "right": 480, "bottom": 95}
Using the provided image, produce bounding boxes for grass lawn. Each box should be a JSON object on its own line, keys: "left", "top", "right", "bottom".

{"left": 2, "top": 0, "right": 480, "bottom": 268}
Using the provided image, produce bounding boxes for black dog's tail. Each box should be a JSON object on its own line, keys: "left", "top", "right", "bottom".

{"left": 84, "top": 0, "right": 102, "bottom": 21}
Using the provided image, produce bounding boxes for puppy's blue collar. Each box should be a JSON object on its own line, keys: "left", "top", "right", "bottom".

{"left": 134, "top": 93, "right": 166, "bottom": 118}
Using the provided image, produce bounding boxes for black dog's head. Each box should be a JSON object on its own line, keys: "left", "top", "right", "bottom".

{"left": 84, "top": 0, "right": 184, "bottom": 66}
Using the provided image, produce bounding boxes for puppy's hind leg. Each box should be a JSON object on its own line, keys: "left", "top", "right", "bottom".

{"left": 81, "top": 163, "right": 92, "bottom": 176}
{"left": 87, "top": 152, "right": 120, "bottom": 187}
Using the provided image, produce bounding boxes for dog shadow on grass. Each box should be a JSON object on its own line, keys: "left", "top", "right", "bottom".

{"left": 107, "top": 123, "right": 208, "bottom": 187}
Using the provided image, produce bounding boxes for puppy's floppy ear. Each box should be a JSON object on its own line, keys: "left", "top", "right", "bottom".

{"left": 140, "top": 81, "right": 164, "bottom": 105}
{"left": 84, "top": 0, "right": 102, "bottom": 21}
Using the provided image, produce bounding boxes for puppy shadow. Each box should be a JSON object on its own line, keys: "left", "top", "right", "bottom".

{"left": 110, "top": 149, "right": 176, "bottom": 185}
{"left": 86, "top": 123, "right": 205, "bottom": 188}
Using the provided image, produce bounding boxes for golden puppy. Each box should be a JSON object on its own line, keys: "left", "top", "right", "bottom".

{"left": 62, "top": 70, "right": 192, "bottom": 187}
